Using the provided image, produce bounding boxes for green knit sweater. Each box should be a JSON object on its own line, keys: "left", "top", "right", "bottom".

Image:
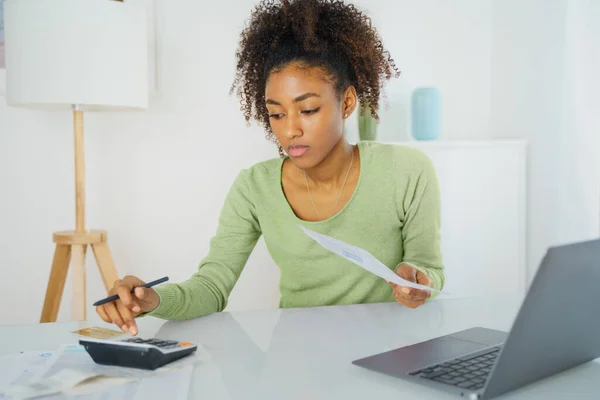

{"left": 147, "top": 141, "right": 444, "bottom": 320}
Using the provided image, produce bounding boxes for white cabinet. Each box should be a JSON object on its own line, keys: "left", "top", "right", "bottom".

{"left": 226, "top": 140, "right": 528, "bottom": 311}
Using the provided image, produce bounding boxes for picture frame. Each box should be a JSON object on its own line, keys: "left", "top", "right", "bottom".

{"left": 0, "top": 0, "right": 158, "bottom": 96}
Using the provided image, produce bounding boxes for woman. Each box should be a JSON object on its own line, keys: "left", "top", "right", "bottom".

{"left": 97, "top": 0, "right": 444, "bottom": 335}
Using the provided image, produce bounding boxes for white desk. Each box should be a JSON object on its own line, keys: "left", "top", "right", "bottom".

{"left": 1, "top": 297, "right": 599, "bottom": 399}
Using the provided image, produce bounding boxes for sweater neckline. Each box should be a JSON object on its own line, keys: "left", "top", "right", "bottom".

{"left": 277, "top": 141, "right": 367, "bottom": 225}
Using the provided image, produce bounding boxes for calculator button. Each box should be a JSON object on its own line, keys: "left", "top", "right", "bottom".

{"left": 123, "top": 338, "right": 144, "bottom": 343}
{"left": 178, "top": 342, "right": 193, "bottom": 347}
{"left": 119, "top": 338, "right": 185, "bottom": 348}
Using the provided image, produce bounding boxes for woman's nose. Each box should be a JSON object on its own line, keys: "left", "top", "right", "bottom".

{"left": 284, "top": 114, "right": 303, "bottom": 140}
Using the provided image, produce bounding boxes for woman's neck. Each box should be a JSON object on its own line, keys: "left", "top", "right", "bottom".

{"left": 302, "top": 138, "right": 355, "bottom": 189}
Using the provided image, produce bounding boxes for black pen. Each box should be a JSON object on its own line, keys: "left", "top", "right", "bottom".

{"left": 93, "top": 276, "right": 169, "bottom": 307}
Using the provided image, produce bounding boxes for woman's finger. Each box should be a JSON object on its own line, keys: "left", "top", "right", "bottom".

{"left": 116, "top": 301, "right": 138, "bottom": 335}
{"left": 407, "top": 288, "right": 429, "bottom": 301}
{"left": 96, "top": 305, "right": 111, "bottom": 324}
{"left": 394, "top": 293, "right": 425, "bottom": 309}
{"left": 393, "top": 287, "right": 426, "bottom": 308}
{"left": 402, "top": 271, "right": 432, "bottom": 300}
{"left": 116, "top": 284, "right": 136, "bottom": 308}
{"left": 135, "top": 287, "right": 146, "bottom": 299}
{"left": 394, "top": 286, "right": 425, "bottom": 301}
{"left": 394, "top": 295, "right": 422, "bottom": 309}
{"left": 103, "top": 302, "right": 127, "bottom": 332}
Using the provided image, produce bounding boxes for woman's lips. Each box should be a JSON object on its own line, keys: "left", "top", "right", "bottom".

{"left": 288, "top": 145, "right": 309, "bottom": 157}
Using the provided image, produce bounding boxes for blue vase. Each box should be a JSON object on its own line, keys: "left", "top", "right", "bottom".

{"left": 411, "top": 87, "right": 441, "bottom": 140}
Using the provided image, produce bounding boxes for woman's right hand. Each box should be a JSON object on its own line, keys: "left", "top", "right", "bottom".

{"left": 96, "top": 275, "right": 160, "bottom": 336}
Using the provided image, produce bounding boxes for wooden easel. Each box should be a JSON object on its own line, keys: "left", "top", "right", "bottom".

{"left": 40, "top": 106, "right": 119, "bottom": 323}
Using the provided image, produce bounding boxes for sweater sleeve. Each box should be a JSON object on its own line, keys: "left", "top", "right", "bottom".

{"left": 146, "top": 169, "right": 262, "bottom": 320}
{"left": 395, "top": 150, "right": 445, "bottom": 298}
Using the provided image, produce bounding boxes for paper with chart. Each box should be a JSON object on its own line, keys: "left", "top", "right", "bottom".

{"left": 300, "top": 225, "right": 443, "bottom": 294}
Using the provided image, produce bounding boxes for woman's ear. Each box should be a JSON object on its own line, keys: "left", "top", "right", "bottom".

{"left": 341, "top": 86, "right": 358, "bottom": 118}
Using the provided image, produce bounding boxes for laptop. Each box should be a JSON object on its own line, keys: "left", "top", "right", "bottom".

{"left": 352, "top": 238, "right": 600, "bottom": 399}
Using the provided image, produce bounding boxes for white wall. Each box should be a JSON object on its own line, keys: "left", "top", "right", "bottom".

{"left": 345, "top": 0, "right": 492, "bottom": 142}
{"left": 2, "top": 0, "right": 598, "bottom": 326}
{"left": 562, "top": 0, "right": 600, "bottom": 242}
{"left": 491, "top": 0, "right": 600, "bottom": 281}
{"left": 0, "top": 0, "right": 495, "bottom": 326}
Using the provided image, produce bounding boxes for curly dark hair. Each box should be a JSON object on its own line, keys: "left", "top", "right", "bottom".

{"left": 230, "top": 0, "right": 400, "bottom": 155}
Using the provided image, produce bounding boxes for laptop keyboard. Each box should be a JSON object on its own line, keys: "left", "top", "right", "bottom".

{"left": 408, "top": 346, "right": 500, "bottom": 391}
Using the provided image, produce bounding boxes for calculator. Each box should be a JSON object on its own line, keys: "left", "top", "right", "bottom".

{"left": 79, "top": 337, "right": 198, "bottom": 370}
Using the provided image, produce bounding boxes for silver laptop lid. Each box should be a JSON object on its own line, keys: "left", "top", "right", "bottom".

{"left": 482, "top": 238, "right": 600, "bottom": 399}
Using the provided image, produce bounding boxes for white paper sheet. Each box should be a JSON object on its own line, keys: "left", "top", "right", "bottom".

{"left": 47, "top": 365, "right": 194, "bottom": 400}
{"left": 0, "top": 350, "right": 60, "bottom": 398}
{"left": 0, "top": 343, "right": 198, "bottom": 399}
{"left": 300, "top": 225, "right": 444, "bottom": 294}
{"left": 0, "top": 368, "right": 99, "bottom": 399}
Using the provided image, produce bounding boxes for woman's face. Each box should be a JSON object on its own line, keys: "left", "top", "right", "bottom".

{"left": 265, "top": 64, "right": 356, "bottom": 169}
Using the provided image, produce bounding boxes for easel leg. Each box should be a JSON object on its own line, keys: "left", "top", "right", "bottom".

{"left": 45, "top": 230, "right": 119, "bottom": 322}
{"left": 40, "top": 244, "right": 72, "bottom": 323}
{"left": 92, "top": 242, "right": 119, "bottom": 293}
{"left": 71, "top": 244, "right": 87, "bottom": 321}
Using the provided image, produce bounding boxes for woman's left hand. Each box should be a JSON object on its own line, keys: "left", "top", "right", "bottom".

{"left": 389, "top": 264, "right": 432, "bottom": 309}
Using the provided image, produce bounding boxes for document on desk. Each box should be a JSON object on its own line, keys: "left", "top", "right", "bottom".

{"left": 0, "top": 350, "right": 57, "bottom": 389}
{"left": 0, "top": 344, "right": 197, "bottom": 399}
{"left": 59, "top": 364, "right": 194, "bottom": 400}
{"left": 0, "top": 348, "right": 106, "bottom": 399}
{"left": 300, "top": 225, "right": 443, "bottom": 294}
{"left": 0, "top": 368, "right": 99, "bottom": 399}
{"left": 0, "top": 365, "right": 194, "bottom": 400}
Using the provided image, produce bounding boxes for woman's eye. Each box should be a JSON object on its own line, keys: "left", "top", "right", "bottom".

{"left": 269, "top": 113, "right": 284, "bottom": 119}
{"left": 302, "top": 107, "right": 320, "bottom": 115}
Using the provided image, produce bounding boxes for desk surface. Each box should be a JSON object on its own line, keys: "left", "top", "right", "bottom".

{"left": 1, "top": 297, "right": 599, "bottom": 399}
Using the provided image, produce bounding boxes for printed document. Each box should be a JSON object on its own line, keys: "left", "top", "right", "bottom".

{"left": 300, "top": 225, "right": 444, "bottom": 294}
{"left": 0, "top": 344, "right": 197, "bottom": 399}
